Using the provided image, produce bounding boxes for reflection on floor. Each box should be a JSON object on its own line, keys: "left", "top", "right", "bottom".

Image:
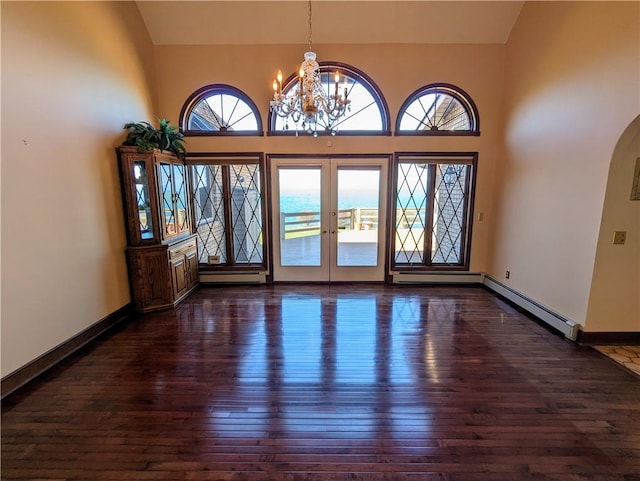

{"left": 593, "top": 345, "right": 640, "bottom": 376}
{"left": 3, "top": 285, "right": 640, "bottom": 480}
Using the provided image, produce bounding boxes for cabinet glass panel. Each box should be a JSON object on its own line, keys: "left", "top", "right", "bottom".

{"left": 173, "top": 164, "right": 190, "bottom": 234}
{"left": 133, "top": 161, "right": 154, "bottom": 240}
{"left": 159, "top": 163, "right": 176, "bottom": 236}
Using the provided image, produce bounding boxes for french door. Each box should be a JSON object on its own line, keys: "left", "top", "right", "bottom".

{"left": 270, "top": 157, "right": 388, "bottom": 282}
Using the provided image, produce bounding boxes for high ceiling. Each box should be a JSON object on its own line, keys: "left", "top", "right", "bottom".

{"left": 136, "top": 1, "right": 525, "bottom": 46}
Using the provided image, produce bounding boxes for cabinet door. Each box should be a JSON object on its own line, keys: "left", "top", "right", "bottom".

{"left": 172, "top": 163, "right": 191, "bottom": 236}
{"left": 131, "top": 158, "right": 158, "bottom": 242}
{"left": 170, "top": 255, "right": 188, "bottom": 299}
{"left": 158, "top": 160, "right": 191, "bottom": 241}
{"left": 158, "top": 161, "right": 177, "bottom": 239}
{"left": 127, "top": 247, "right": 173, "bottom": 310}
{"left": 119, "top": 150, "right": 161, "bottom": 245}
{"left": 186, "top": 249, "right": 199, "bottom": 288}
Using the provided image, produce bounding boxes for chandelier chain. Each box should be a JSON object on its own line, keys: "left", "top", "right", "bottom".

{"left": 307, "top": 0, "right": 312, "bottom": 51}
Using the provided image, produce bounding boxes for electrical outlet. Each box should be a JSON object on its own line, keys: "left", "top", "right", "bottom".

{"left": 505, "top": 270, "right": 510, "bottom": 279}
{"left": 613, "top": 231, "right": 627, "bottom": 245}
{"left": 477, "top": 212, "right": 484, "bottom": 222}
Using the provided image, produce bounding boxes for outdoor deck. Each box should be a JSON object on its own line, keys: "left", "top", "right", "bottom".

{"left": 280, "top": 230, "right": 381, "bottom": 266}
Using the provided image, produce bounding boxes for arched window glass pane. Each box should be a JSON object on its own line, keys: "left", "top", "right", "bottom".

{"left": 270, "top": 63, "right": 389, "bottom": 136}
{"left": 180, "top": 85, "right": 263, "bottom": 136}
{"left": 189, "top": 94, "right": 258, "bottom": 132}
{"left": 396, "top": 84, "right": 479, "bottom": 136}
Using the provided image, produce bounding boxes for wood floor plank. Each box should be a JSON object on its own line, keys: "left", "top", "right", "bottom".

{"left": 2, "top": 285, "right": 639, "bottom": 480}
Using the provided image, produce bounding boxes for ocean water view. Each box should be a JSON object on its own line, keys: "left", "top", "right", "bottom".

{"left": 278, "top": 193, "right": 380, "bottom": 214}
{"left": 278, "top": 193, "right": 424, "bottom": 214}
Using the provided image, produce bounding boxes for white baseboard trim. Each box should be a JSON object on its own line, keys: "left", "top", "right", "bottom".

{"left": 482, "top": 275, "right": 580, "bottom": 341}
{"left": 200, "top": 271, "right": 267, "bottom": 284}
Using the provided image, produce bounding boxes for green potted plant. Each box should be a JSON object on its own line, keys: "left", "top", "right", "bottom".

{"left": 122, "top": 118, "right": 186, "bottom": 156}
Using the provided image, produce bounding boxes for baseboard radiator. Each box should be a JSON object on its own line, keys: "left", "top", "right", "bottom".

{"left": 392, "top": 272, "right": 580, "bottom": 341}
{"left": 392, "top": 272, "right": 484, "bottom": 284}
{"left": 483, "top": 275, "right": 580, "bottom": 341}
{"left": 200, "top": 271, "right": 267, "bottom": 284}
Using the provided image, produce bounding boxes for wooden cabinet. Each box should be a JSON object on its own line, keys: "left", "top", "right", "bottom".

{"left": 169, "top": 237, "right": 199, "bottom": 300}
{"left": 117, "top": 147, "right": 198, "bottom": 312}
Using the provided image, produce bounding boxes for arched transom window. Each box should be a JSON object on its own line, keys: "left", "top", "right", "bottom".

{"left": 269, "top": 62, "right": 390, "bottom": 136}
{"left": 396, "top": 83, "right": 479, "bottom": 135}
{"left": 180, "top": 84, "right": 263, "bottom": 136}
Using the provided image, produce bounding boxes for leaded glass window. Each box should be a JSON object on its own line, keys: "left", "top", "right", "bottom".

{"left": 392, "top": 153, "right": 477, "bottom": 270}
{"left": 396, "top": 83, "right": 479, "bottom": 135}
{"left": 188, "top": 155, "right": 265, "bottom": 267}
{"left": 180, "top": 84, "right": 263, "bottom": 136}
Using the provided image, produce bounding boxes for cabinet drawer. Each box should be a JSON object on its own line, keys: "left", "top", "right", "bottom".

{"left": 168, "top": 239, "right": 197, "bottom": 259}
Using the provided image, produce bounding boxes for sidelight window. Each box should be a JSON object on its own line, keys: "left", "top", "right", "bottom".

{"left": 391, "top": 153, "right": 477, "bottom": 270}
{"left": 188, "top": 154, "right": 265, "bottom": 267}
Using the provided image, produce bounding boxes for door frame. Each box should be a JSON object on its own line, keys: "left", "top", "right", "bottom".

{"left": 266, "top": 154, "right": 392, "bottom": 283}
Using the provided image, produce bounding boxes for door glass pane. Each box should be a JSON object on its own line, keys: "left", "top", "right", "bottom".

{"left": 337, "top": 169, "right": 380, "bottom": 266}
{"left": 279, "top": 168, "right": 321, "bottom": 266}
{"left": 133, "top": 161, "right": 153, "bottom": 239}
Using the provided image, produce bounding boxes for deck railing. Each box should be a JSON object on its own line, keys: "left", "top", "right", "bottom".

{"left": 280, "top": 207, "right": 423, "bottom": 239}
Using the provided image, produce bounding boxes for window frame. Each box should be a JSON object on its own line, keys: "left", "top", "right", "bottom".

{"left": 267, "top": 61, "right": 391, "bottom": 136}
{"left": 186, "top": 152, "right": 267, "bottom": 270}
{"left": 389, "top": 152, "right": 478, "bottom": 272}
{"left": 180, "top": 84, "right": 264, "bottom": 137}
{"left": 395, "top": 83, "right": 480, "bottom": 136}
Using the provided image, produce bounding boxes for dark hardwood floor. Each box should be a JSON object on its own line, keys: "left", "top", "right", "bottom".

{"left": 2, "top": 285, "right": 639, "bottom": 481}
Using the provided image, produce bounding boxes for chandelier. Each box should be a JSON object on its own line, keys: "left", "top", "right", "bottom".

{"left": 270, "top": 0, "right": 350, "bottom": 136}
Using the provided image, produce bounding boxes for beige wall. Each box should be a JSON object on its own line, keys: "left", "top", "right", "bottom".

{"left": 155, "top": 43, "right": 507, "bottom": 273}
{"left": 490, "top": 2, "right": 640, "bottom": 328}
{"left": 1, "top": 1, "right": 157, "bottom": 377}
{"left": 4, "top": 1, "right": 636, "bottom": 379}
{"left": 586, "top": 116, "right": 640, "bottom": 332}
